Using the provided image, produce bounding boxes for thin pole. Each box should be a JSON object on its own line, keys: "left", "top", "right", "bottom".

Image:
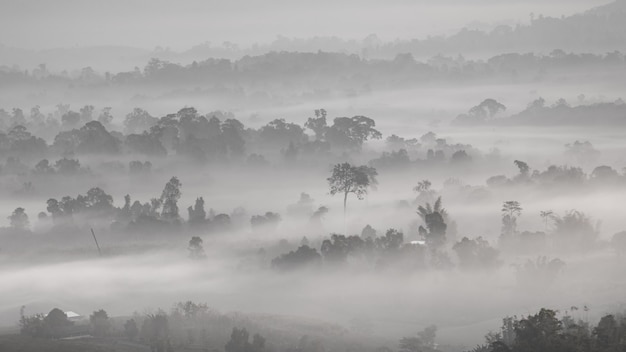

{"left": 91, "top": 228, "right": 102, "bottom": 256}
{"left": 343, "top": 192, "right": 348, "bottom": 236}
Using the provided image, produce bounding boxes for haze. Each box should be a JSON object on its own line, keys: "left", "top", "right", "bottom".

{"left": 1, "top": 1, "right": 626, "bottom": 352}
{"left": 0, "top": 0, "right": 608, "bottom": 50}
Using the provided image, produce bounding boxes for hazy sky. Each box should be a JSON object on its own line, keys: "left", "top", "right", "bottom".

{"left": 0, "top": 0, "right": 610, "bottom": 51}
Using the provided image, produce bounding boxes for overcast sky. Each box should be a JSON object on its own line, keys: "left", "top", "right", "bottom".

{"left": 0, "top": 0, "right": 611, "bottom": 51}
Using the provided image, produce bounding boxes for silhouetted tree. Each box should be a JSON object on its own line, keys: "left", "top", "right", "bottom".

{"left": 90, "top": 309, "right": 110, "bottom": 337}
{"left": 553, "top": 210, "right": 597, "bottom": 252}
{"left": 141, "top": 312, "right": 171, "bottom": 352}
{"left": 124, "top": 318, "right": 139, "bottom": 340}
{"left": 19, "top": 306, "right": 45, "bottom": 338}
{"left": 452, "top": 237, "right": 500, "bottom": 269}
{"left": 417, "top": 197, "right": 448, "bottom": 248}
{"left": 42, "top": 308, "right": 73, "bottom": 338}
{"left": 304, "top": 109, "right": 328, "bottom": 141}
{"left": 321, "top": 234, "right": 365, "bottom": 264}
{"left": 501, "top": 201, "right": 522, "bottom": 239}
{"left": 328, "top": 163, "right": 378, "bottom": 221}
{"left": 272, "top": 245, "right": 322, "bottom": 271}
{"left": 399, "top": 325, "right": 439, "bottom": 352}
{"left": 325, "top": 115, "right": 382, "bottom": 151}
{"left": 188, "top": 236, "right": 206, "bottom": 259}
{"left": 225, "top": 327, "right": 266, "bottom": 352}
{"left": 361, "top": 224, "right": 377, "bottom": 239}
{"left": 251, "top": 212, "right": 281, "bottom": 231}
{"left": 8, "top": 207, "right": 29, "bottom": 231}
{"left": 160, "top": 176, "right": 182, "bottom": 221}
{"left": 539, "top": 210, "right": 554, "bottom": 231}
{"left": 124, "top": 108, "right": 158, "bottom": 134}
{"left": 514, "top": 160, "right": 530, "bottom": 176}
{"left": 188, "top": 197, "right": 207, "bottom": 226}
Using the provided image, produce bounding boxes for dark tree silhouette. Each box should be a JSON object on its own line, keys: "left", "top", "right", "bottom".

{"left": 271, "top": 245, "right": 322, "bottom": 271}
{"left": 188, "top": 197, "right": 207, "bottom": 226}
{"left": 501, "top": 201, "right": 522, "bottom": 238}
{"left": 124, "top": 319, "right": 139, "bottom": 340}
{"left": 89, "top": 309, "right": 110, "bottom": 337}
{"left": 225, "top": 327, "right": 266, "bottom": 352}
{"left": 417, "top": 197, "right": 448, "bottom": 248}
{"left": 160, "top": 176, "right": 182, "bottom": 221}
{"left": 328, "top": 162, "right": 378, "bottom": 222}
{"left": 188, "top": 236, "right": 206, "bottom": 259}
{"left": 8, "top": 207, "right": 29, "bottom": 231}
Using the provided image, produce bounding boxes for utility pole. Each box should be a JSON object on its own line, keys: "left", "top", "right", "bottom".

{"left": 90, "top": 228, "right": 102, "bottom": 256}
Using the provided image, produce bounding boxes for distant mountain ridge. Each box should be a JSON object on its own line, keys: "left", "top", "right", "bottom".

{"left": 586, "top": 0, "right": 626, "bottom": 15}
{"left": 1, "top": 1, "right": 625, "bottom": 72}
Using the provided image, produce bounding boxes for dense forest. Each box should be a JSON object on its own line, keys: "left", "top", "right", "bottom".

{"left": 2, "top": 1, "right": 626, "bottom": 352}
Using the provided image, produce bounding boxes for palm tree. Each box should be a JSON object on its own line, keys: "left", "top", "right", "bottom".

{"left": 417, "top": 196, "right": 447, "bottom": 220}
{"left": 417, "top": 197, "right": 448, "bottom": 248}
{"left": 413, "top": 180, "right": 432, "bottom": 193}
{"left": 539, "top": 210, "right": 554, "bottom": 231}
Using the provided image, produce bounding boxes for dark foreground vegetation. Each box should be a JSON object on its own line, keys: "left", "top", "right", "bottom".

{"left": 8, "top": 303, "right": 626, "bottom": 352}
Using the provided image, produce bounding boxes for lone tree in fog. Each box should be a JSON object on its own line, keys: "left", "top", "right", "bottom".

{"left": 188, "top": 236, "right": 206, "bottom": 259}
{"left": 160, "top": 176, "right": 182, "bottom": 221}
{"left": 8, "top": 207, "right": 29, "bottom": 231}
{"left": 540, "top": 210, "right": 554, "bottom": 231}
{"left": 328, "top": 163, "right": 378, "bottom": 223}
{"left": 501, "top": 201, "right": 522, "bottom": 238}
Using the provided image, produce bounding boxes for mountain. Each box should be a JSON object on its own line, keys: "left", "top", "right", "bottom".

{"left": 2, "top": 1, "right": 626, "bottom": 72}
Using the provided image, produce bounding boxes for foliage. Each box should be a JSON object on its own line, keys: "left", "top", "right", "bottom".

{"left": 271, "top": 245, "right": 322, "bottom": 271}
{"left": 399, "top": 325, "right": 439, "bottom": 352}
{"left": 140, "top": 312, "right": 172, "bottom": 352}
{"left": 501, "top": 201, "right": 522, "bottom": 239}
{"left": 8, "top": 207, "right": 29, "bottom": 231}
{"left": 552, "top": 210, "right": 597, "bottom": 252}
{"left": 89, "top": 309, "right": 110, "bottom": 337}
{"left": 124, "top": 319, "right": 139, "bottom": 340}
{"left": 160, "top": 176, "right": 182, "bottom": 221}
{"left": 225, "top": 327, "right": 266, "bottom": 352}
{"left": 188, "top": 236, "right": 207, "bottom": 259}
{"left": 417, "top": 197, "right": 448, "bottom": 248}
{"left": 452, "top": 237, "right": 500, "bottom": 269}
{"left": 328, "top": 163, "right": 378, "bottom": 214}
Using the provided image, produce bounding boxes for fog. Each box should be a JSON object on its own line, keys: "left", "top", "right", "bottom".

{"left": 1, "top": 1, "right": 626, "bottom": 352}
{"left": 0, "top": 0, "right": 606, "bottom": 50}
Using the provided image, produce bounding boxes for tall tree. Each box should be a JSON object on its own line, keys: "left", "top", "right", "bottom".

{"left": 501, "top": 201, "right": 522, "bottom": 238}
{"left": 161, "top": 177, "right": 182, "bottom": 221}
{"left": 188, "top": 236, "right": 206, "bottom": 259}
{"left": 188, "top": 197, "right": 206, "bottom": 226}
{"left": 417, "top": 197, "right": 448, "bottom": 248}
{"left": 304, "top": 109, "right": 328, "bottom": 141}
{"left": 539, "top": 210, "right": 554, "bottom": 231}
{"left": 8, "top": 207, "right": 29, "bottom": 231}
{"left": 89, "top": 309, "right": 110, "bottom": 337}
{"left": 328, "top": 163, "right": 378, "bottom": 224}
